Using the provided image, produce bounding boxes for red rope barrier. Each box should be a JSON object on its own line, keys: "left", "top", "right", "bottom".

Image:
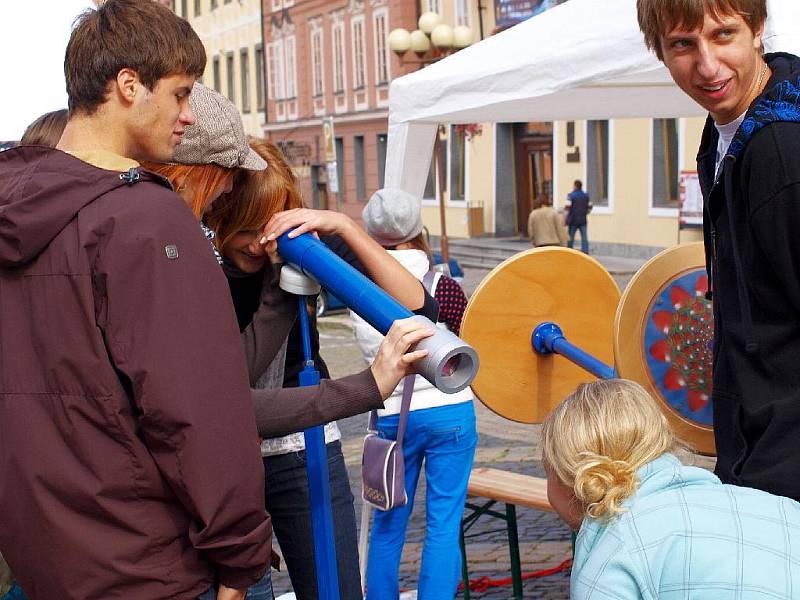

{"left": 457, "top": 557, "right": 573, "bottom": 593}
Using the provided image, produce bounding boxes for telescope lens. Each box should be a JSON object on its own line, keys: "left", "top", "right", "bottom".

{"left": 441, "top": 355, "right": 461, "bottom": 378}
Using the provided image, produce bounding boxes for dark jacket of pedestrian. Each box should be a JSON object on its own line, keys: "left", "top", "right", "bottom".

{"left": 565, "top": 189, "right": 592, "bottom": 226}
{"left": 0, "top": 147, "right": 270, "bottom": 599}
{"left": 698, "top": 52, "right": 800, "bottom": 500}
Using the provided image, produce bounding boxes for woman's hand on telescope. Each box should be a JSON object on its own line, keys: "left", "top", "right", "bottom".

{"left": 260, "top": 208, "right": 353, "bottom": 243}
{"left": 370, "top": 317, "right": 434, "bottom": 399}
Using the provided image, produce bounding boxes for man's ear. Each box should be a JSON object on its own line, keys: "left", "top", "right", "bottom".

{"left": 752, "top": 20, "right": 766, "bottom": 51}
{"left": 115, "top": 68, "right": 140, "bottom": 107}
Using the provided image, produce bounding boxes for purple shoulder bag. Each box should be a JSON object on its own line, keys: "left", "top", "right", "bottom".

{"left": 361, "top": 271, "right": 438, "bottom": 511}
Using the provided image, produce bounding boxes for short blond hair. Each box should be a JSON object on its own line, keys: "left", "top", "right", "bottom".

{"left": 637, "top": 0, "right": 767, "bottom": 60}
{"left": 541, "top": 379, "right": 681, "bottom": 521}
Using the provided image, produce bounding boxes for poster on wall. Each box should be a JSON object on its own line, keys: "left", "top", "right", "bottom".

{"left": 494, "top": 0, "right": 567, "bottom": 29}
{"left": 678, "top": 170, "right": 703, "bottom": 228}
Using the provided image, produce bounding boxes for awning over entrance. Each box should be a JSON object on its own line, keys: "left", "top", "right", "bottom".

{"left": 385, "top": 0, "right": 800, "bottom": 198}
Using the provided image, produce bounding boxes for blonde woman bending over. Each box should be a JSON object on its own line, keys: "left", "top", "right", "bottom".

{"left": 542, "top": 379, "right": 800, "bottom": 600}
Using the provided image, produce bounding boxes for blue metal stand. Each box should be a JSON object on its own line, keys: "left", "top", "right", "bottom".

{"left": 531, "top": 322, "right": 617, "bottom": 380}
{"left": 297, "top": 296, "right": 340, "bottom": 600}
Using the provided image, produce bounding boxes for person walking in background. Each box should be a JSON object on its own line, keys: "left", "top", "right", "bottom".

{"left": 355, "top": 188, "right": 478, "bottom": 600}
{"left": 564, "top": 179, "right": 592, "bottom": 254}
{"left": 527, "top": 196, "right": 567, "bottom": 247}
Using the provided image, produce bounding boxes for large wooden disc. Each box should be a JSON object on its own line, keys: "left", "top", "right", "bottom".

{"left": 614, "top": 242, "right": 715, "bottom": 455}
{"left": 461, "top": 248, "right": 620, "bottom": 423}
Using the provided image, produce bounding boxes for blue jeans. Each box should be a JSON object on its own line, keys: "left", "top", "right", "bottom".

{"left": 568, "top": 224, "right": 589, "bottom": 254}
{"left": 263, "top": 439, "right": 362, "bottom": 600}
{"left": 366, "top": 402, "right": 478, "bottom": 600}
{"left": 196, "top": 571, "right": 273, "bottom": 600}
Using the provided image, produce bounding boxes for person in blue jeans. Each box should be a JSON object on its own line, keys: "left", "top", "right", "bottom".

{"left": 564, "top": 179, "right": 592, "bottom": 254}
{"left": 354, "top": 189, "right": 478, "bottom": 600}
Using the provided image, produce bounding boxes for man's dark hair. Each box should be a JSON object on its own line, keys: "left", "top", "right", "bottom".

{"left": 637, "top": 0, "right": 767, "bottom": 60}
{"left": 64, "top": 0, "right": 206, "bottom": 114}
{"left": 574, "top": 180, "right": 583, "bottom": 190}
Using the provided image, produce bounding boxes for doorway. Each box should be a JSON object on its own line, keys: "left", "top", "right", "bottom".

{"left": 514, "top": 124, "right": 553, "bottom": 236}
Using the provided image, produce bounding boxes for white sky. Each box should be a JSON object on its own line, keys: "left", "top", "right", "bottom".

{"left": 0, "top": 1, "right": 94, "bottom": 141}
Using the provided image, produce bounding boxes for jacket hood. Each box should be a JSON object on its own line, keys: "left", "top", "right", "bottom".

{"left": 0, "top": 146, "right": 160, "bottom": 267}
{"left": 727, "top": 53, "right": 800, "bottom": 159}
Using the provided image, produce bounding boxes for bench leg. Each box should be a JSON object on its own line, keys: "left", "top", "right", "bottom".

{"left": 459, "top": 524, "right": 471, "bottom": 600}
{"left": 506, "top": 503, "right": 523, "bottom": 600}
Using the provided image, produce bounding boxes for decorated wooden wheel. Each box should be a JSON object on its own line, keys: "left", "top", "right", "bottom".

{"left": 461, "top": 248, "right": 620, "bottom": 424}
{"left": 613, "top": 242, "right": 715, "bottom": 455}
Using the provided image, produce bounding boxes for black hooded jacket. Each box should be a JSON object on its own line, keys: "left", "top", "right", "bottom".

{"left": 698, "top": 53, "right": 800, "bottom": 499}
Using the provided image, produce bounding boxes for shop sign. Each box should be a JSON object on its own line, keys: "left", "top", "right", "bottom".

{"left": 678, "top": 171, "right": 703, "bottom": 228}
{"left": 495, "top": 0, "right": 567, "bottom": 28}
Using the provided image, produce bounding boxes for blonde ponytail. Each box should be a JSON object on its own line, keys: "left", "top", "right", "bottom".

{"left": 541, "top": 379, "right": 681, "bottom": 522}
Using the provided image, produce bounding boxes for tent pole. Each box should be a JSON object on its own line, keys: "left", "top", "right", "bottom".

{"left": 436, "top": 125, "right": 450, "bottom": 263}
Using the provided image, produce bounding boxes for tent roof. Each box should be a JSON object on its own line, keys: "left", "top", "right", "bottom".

{"left": 384, "top": 0, "right": 800, "bottom": 194}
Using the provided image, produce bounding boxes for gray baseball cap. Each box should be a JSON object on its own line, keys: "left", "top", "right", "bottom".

{"left": 173, "top": 82, "right": 267, "bottom": 171}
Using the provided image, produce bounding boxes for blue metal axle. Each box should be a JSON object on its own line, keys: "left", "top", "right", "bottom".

{"left": 531, "top": 322, "right": 617, "bottom": 380}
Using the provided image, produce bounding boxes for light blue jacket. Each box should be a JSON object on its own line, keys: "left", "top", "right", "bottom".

{"left": 572, "top": 453, "right": 800, "bottom": 599}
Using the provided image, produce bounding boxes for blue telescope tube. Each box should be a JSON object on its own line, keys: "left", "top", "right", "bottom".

{"left": 531, "top": 322, "right": 617, "bottom": 380}
{"left": 277, "top": 231, "right": 412, "bottom": 334}
{"left": 277, "top": 231, "right": 479, "bottom": 394}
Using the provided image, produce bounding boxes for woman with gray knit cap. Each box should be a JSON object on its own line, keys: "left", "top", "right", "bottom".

{"left": 353, "top": 189, "right": 478, "bottom": 600}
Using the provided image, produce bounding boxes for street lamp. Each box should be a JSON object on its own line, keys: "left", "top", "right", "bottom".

{"left": 386, "top": 15, "right": 476, "bottom": 264}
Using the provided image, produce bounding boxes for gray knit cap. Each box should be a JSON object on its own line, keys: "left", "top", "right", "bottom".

{"left": 362, "top": 188, "right": 423, "bottom": 247}
{"left": 173, "top": 82, "right": 266, "bottom": 171}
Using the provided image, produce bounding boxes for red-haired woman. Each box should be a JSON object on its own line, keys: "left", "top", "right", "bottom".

{"left": 206, "top": 139, "right": 441, "bottom": 600}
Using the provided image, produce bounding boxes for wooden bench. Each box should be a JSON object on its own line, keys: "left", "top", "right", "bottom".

{"left": 459, "top": 468, "right": 556, "bottom": 600}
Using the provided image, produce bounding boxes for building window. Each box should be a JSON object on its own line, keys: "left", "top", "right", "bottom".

{"left": 311, "top": 28, "right": 324, "bottom": 97}
{"left": 373, "top": 10, "right": 389, "bottom": 84}
{"left": 377, "top": 133, "right": 387, "bottom": 189}
{"left": 354, "top": 136, "right": 366, "bottom": 201}
{"left": 455, "top": 0, "right": 470, "bottom": 26}
{"left": 652, "top": 118, "right": 679, "bottom": 209}
{"left": 587, "top": 120, "right": 609, "bottom": 207}
{"left": 194, "top": 0, "right": 201, "bottom": 17}
{"left": 335, "top": 137, "right": 346, "bottom": 202}
{"left": 427, "top": 0, "right": 441, "bottom": 13}
{"left": 267, "top": 40, "right": 287, "bottom": 100}
{"left": 450, "top": 126, "right": 466, "bottom": 201}
{"left": 255, "top": 44, "right": 265, "bottom": 110}
{"left": 211, "top": 0, "right": 217, "bottom": 9}
{"left": 226, "top": 52, "right": 235, "bottom": 104}
{"left": 285, "top": 36, "right": 297, "bottom": 99}
{"left": 332, "top": 23, "right": 346, "bottom": 93}
{"left": 213, "top": 55, "right": 221, "bottom": 92}
{"left": 240, "top": 48, "right": 251, "bottom": 113}
{"left": 351, "top": 17, "right": 366, "bottom": 89}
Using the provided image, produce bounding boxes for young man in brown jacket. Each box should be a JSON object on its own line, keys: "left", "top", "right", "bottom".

{"left": 0, "top": 2, "right": 430, "bottom": 599}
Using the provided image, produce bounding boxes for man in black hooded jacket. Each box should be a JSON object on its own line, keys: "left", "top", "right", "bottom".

{"left": 638, "top": 0, "right": 800, "bottom": 500}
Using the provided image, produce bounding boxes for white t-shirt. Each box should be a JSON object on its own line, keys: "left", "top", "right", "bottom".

{"left": 714, "top": 111, "right": 747, "bottom": 179}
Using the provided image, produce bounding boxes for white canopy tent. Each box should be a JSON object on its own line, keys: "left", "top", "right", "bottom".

{"left": 385, "top": 0, "right": 800, "bottom": 197}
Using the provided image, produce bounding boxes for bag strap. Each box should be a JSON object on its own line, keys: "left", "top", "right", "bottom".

{"left": 366, "top": 270, "right": 438, "bottom": 434}
{"left": 422, "top": 270, "right": 437, "bottom": 295}
{"left": 394, "top": 374, "right": 415, "bottom": 450}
